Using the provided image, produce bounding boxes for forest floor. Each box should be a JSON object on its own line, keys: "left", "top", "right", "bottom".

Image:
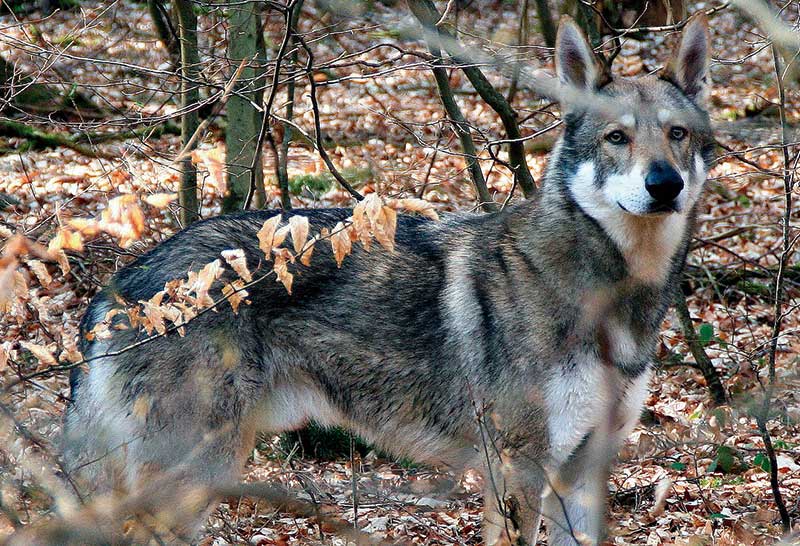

{"left": 0, "top": 1, "right": 799, "bottom": 544}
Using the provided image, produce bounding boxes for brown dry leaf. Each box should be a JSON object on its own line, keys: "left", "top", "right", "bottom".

{"left": 289, "top": 215, "right": 310, "bottom": 254}
{"left": 221, "top": 249, "right": 252, "bottom": 283}
{"left": 2, "top": 233, "right": 29, "bottom": 259}
{"left": 192, "top": 147, "right": 226, "bottom": 193}
{"left": 48, "top": 227, "right": 84, "bottom": 252}
{"left": 330, "top": 222, "right": 353, "bottom": 267}
{"left": 108, "top": 168, "right": 131, "bottom": 186}
{"left": 53, "top": 249, "right": 70, "bottom": 275}
{"left": 299, "top": 236, "right": 318, "bottom": 267}
{"left": 188, "top": 259, "right": 224, "bottom": 308}
{"left": 0, "top": 268, "right": 26, "bottom": 314}
{"left": 376, "top": 205, "right": 397, "bottom": 252}
{"left": 0, "top": 257, "right": 17, "bottom": 312}
{"left": 351, "top": 200, "right": 372, "bottom": 250}
{"left": 143, "top": 193, "right": 177, "bottom": 208}
{"left": 171, "top": 302, "right": 195, "bottom": 327}
{"left": 140, "top": 293, "right": 167, "bottom": 335}
{"left": 257, "top": 215, "right": 282, "bottom": 258}
{"left": 90, "top": 321, "right": 113, "bottom": 340}
{"left": 60, "top": 347, "right": 83, "bottom": 364}
{"left": 273, "top": 249, "right": 294, "bottom": 294}
{"left": 99, "top": 195, "right": 146, "bottom": 248}
{"left": 26, "top": 260, "right": 52, "bottom": 288}
{"left": 222, "top": 280, "right": 250, "bottom": 314}
{"left": 386, "top": 198, "right": 440, "bottom": 220}
{"left": 67, "top": 217, "right": 101, "bottom": 237}
{"left": 0, "top": 345, "right": 7, "bottom": 369}
{"left": 20, "top": 341, "right": 57, "bottom": 366}
{"left": 350, "top": 194, "right": 398, "bottom": 253}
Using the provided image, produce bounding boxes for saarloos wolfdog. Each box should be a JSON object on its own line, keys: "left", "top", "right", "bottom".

{"left": 62, "top": 15, "right": 714, "bottom": 546}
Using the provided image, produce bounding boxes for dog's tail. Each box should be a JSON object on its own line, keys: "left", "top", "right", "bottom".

{"left": 61, "top": 292, "right": 115, "bottom": 479}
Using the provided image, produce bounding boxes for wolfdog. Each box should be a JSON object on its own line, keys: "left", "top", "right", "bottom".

{"left": 63, "top": 15, "right": 713, "bottom": 546}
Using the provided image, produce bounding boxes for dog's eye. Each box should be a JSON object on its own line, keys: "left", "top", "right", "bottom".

{"left": 669, "top": 126, "right": 688, "bottom": 141}
{"left": 605, "top": 130, "right": 628, "bottom": 145}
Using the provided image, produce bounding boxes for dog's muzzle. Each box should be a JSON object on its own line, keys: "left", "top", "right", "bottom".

{"left": 645, "top": 160, "right": 683, "bottom": 213}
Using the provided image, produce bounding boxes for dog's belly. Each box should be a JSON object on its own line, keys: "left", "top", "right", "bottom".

{"left": 544, "top": 357, "right": 652, "bottom": 464}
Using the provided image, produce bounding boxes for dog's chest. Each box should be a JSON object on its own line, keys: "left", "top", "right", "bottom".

{"left": 544, "top": 352, "right": 652, "bottom": 465}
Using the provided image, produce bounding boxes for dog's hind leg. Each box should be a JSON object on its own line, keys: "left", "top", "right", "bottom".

{"left": 120, "top": 376, "right": 258, "bottom": 542}
{"left": 66, "top": 337, "right": 259, "bottom": 542}
{"left": 124, "top": 421, "right": 255, "bottom": 543}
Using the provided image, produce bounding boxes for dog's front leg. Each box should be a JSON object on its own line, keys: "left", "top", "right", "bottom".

{"left": 541, "top": 431, "right": 613, "bottom": 546}
{"left": 482, "top": 450, "right": 546, "bottom": 546}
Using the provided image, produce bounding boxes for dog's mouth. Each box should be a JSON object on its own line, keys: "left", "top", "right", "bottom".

{"left": 617, "top": 201, "right": 681, "bottom": 216}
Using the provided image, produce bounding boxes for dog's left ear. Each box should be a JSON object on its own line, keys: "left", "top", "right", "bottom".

{"left": 663, "top": 14, "right": 711, "bottom": 103}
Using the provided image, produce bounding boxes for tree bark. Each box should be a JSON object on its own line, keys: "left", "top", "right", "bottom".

{"left": 224, "top": 1, "right": 264, "bottom": 212}
{"left": 175, "top": 0, "right": 201, "bottom": 225}
{"left": 533, "top": 0, "right": 556, "bottom": 49}
{"left": 147, "top": 0, "right": 180, "bottom": 66}
{"left": 673, "top": 288, "right": 727, "bottom": 406}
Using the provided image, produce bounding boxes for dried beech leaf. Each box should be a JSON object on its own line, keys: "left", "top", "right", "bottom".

{"left": 299, "top": 236, "right": 318, "bottom": 267}
{"left": 289, "top": 215, "right": 310, "bottom": 254}
{"left": 351, "top": 202, "right": 372, "bottom": 250}
{"left": 257, "top": 215, "right": 282, "bottom": 258}
{"left": 385, "top": 198, "right": 440, "bottom": 220}
{"left": 222, "top": 280, "right": 250, "bottom": 314}
{"left": 27, "top": 260, "right": 52, "bottom": 288}
{"left": 273, "top": 225, "right": 290, "bottom": 249}
{"left": 54, "top": 250, "right": 70, "bottom": 275}
{"left": 68, "top": 217, "right": 101, "bottom": 237}
{"left": 98, "top": 195, "right": 146, "bottom": 248}
{"left": 330, "top": 222, "right": 353, "bottom": 267}
{"left": 189, "top": 259, "right": 224, "bottom": 308}
{"left": 273, "top": 250, "right": 294, "bottom": 294}
{"left": 221, "top": 249, "right": 252, "bottom": 282}
{"left": 48, "top": 228, "right": 84, "bottom": 252}
{"left": 376, "top": 205, "right": 397, "bottom": 253}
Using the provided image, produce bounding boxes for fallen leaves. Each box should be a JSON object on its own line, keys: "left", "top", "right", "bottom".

{"left": 143, "top": 192, "right": 177, "bottom": 208}
{"left": 19, "top": 341, "right": 57, "bottom": 367}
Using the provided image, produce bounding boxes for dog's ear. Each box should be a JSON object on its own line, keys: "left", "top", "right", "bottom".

{"left": 663, "top": 14, "right": 710, "bottom": 103}
{"left": 555, "top": 16, "right": 600, "bottom": 93}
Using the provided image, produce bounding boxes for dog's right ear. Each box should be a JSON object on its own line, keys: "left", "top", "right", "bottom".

{"left": 555, "top": 16, "right": 600, "bottom": 93}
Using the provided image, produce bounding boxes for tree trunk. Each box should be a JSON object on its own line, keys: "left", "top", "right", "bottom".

{"left": 147, "top": 0, "right": 180, "bottom": 66}
{"left": 224, "top": 2, "right": 264, "bottom": 212}
{"left": 175, "top": 0, "right": 201, "bottom": 225}
{"left": 673, "top": 288, "right": 727, "bottom": 406}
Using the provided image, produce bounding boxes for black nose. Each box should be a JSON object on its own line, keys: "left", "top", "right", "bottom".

{"left": 645, "top": 160, "right": 684, "bottom": 203}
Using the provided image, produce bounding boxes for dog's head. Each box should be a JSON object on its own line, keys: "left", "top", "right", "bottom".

{"left": 551, "top": 15, "right": 715, "bottom": 218}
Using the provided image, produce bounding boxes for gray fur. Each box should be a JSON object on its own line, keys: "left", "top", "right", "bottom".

{"left": 62, "top": 17, "right": 713, "bottom": 546}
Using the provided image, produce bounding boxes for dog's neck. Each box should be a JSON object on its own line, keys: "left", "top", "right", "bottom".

{"left": 515, "top": 174, "right": 693, "bottom": 292}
